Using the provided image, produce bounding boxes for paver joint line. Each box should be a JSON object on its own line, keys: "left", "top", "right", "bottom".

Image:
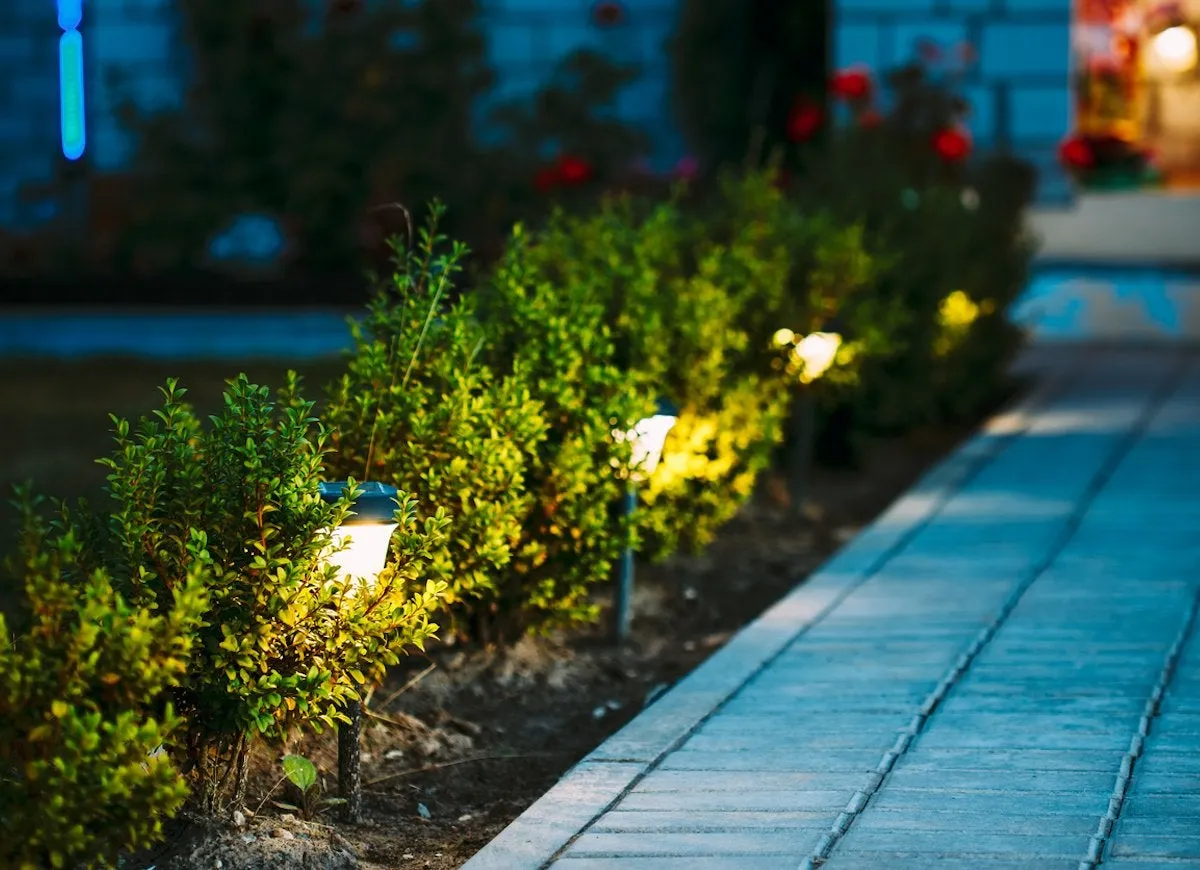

{"left": 1084, "top": 569, "right": 1200, "bottom": 865}
{"left": 807, "top": 352, "right": 1191, "bottom": 869}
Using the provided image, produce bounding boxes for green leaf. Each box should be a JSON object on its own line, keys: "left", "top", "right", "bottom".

{"left": 281, "top": 754, "right": 318, "bottom": 794}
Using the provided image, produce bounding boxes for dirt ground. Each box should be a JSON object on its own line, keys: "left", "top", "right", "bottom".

{"left": 142, "top": 430, "right": 973, "bottom": 870}
{"left": 0, "top": 358, "right": 982, "bottom": 870}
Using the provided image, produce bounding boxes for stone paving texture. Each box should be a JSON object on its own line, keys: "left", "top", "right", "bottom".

{"left": 463, "top": 348, "right": 1200, "bottom": 870}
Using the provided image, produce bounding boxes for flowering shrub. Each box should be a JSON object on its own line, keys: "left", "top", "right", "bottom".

{"left": 792, "top": 61, "right": 1036, "bottom": 432}
{"left": 1057, "top": 132, "right": 1161, "bottom": 190}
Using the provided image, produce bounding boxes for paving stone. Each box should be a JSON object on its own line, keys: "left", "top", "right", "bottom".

{"left": 850, "top": 808, "right": 1099, "bottom": 836}
{"left": 1123, "top": 795, "right": 1200, "bottom": 817}
{"left": 913, "top": 727, "right": 1133, "bottom": 751}
{"left": 923, "top": 713, "right": 1139, "bottom": 735}
{"left": 589, "top": 810, "right": 834, "bottom": 832}
{"left": 659, "top": 749, "right": 882, "bottom": 772}
{"left": 683, "top": 729, "right": 901, "bottom": 753}
{"left": 866, "top": 788, "right": 1109, "bottom": 816}
{"left": 555, "top": 858, "right": 797, "bottom": 869}
{"left": 883, "top": 767, "right": 1117, "bottom": 793}
{"left": 821, "top": 856, "right": 1080, "bottom": 870}
{"left": 616, "top": 789, "right": 851, "bottom": 813}
{"left": 632, "top": 770, "right": 867, "bottom": 793}
{"left": 834, "top": 827, "right": 1092, "bottom": 857}
{"left": 1110, "top": 836, "right": 1200, "bottom": 859}
{"left": 1129, "top": 771, "right": 1200, "bottom": 794}
{"left": 564, "top": 830, "right": 823, "bottom": 857}
{"left": 1116, "top": 816, "right": 1200, "bottom": 837}
{"left": 896, "top": 748, "right": 1126, "bottom": 772}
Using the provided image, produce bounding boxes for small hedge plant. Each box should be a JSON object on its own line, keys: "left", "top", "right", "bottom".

{"left": 0, "top": 493, "right": 205, "bottom": 869}
{"left": 325, "top": 204, "right": 548, "bottom": 640}
{"left": 478, "top": 222, "right": 645, "bottom": 633}
{"left": 70, "top": 374, "right": 446, "bottom": 810}
{"left": 505, "top": 190, "right": 790, "bottom": 558}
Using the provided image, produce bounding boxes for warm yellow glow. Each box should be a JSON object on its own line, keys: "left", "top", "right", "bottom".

{"left": 1152, "top": 26, "right": 1199, "bottom": 74}
{"left": 772, "top": 327, "right": 796, "bottom": 347}
{"left": 791, "top": 332, "right": 843, "bottom": 384}
{"left": 935, "top": 290, "right": 983, "bottom": 357}
{"left": 615, "top": 413, "right": 679, "bottom": 480}
{"left": 325, "top": 523, "right": 398, "bottom": 588}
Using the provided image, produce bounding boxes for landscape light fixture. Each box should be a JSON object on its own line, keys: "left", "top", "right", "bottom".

{"left": 318, "top": 480, "right": 400, "bottom": 823}
{"left": 783, "top": 327, "right": 845, "bottom": 514}
{"left": 612, "top": 398, "right": 679, "bottom": 643}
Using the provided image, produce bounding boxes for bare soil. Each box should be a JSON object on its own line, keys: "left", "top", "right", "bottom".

{"left": 0, "top": 358, "right": 981, "bottom": 870}
{"left": 141, "top": 428, "right": 972, "bottom": 870}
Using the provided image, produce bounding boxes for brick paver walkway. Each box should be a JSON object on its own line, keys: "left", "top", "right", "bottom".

{"left": 465, "top": 349, "right": 1200, "bottom": 870}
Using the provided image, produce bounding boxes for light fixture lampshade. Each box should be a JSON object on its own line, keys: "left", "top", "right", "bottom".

{"left": 318, "top": 481, "right": 400, "bottom": 586}
{"left": 792, "top": 331, "right": 843, "bottom": 384}
{"left": 620, "top": 397, "right": 679, "bottom": 480}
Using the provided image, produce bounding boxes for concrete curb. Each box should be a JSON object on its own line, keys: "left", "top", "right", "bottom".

{"left": 461, "top": 365, "right": 1075, "bottom": 870}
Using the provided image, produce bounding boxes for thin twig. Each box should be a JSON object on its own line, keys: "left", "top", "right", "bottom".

{"left": 252, "top": 773, "right": 289, "bottom": 817}
{"left": 364, "top": 754, "right": 548, "bottom": 789}
{"left": 375, "top": 663, "right": 437, "bottom": 712}
{"left": 364, "top": 707, "right": 429, "bottom": 733}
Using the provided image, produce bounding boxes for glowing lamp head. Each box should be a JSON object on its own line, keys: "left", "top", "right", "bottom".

{"left": 318, "top": 481, "right": 400, "bottom": 587}
{"left": 792, "top": 331, "right": 843, "bottom": 384}
{"left": 1151, "top": 25, "right": 1199, "bottom": 74}
{"left": 616, "top": 398, "right": 679, "bottom": 481}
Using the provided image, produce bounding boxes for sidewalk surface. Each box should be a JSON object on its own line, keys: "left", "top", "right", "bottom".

{"left": 464, "top": 347, "right": 1200, "bottom": 870}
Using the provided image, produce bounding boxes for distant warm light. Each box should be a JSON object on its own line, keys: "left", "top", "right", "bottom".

{"left": 791, "top": 332, "right": 843, "bottom": 383}
{"left": 773, "top": 327, "right": 796, "bottom": 347}
{"left": 1151, "top": 25, "right": 1199, "bottom": 74}
{"left": 58, "top": 29, "right": 86, "bottom": 161}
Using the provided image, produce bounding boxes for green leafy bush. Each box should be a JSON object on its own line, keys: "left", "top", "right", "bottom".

{"left": 484, "top": 176, "right": 878, "bottom": 560}
{"left": 74, "top": 375, "right": 446, "bottom": 810}
{"left": 513, "top": 192, "right": 788, "bottom": 557}
{"left": 0, "top": 494, "right": 205, "bottom": 869}
{"left": 325, "top": 206, "right": 547, "bottom": 638}
{"left": 478, "top": 223, "right": 645, "bottom": 633}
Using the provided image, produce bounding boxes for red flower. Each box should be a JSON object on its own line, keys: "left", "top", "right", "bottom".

{"left": 557, "top": 154, "right": 594, "bottom": 185}
{"left": 534, "top": 166, "right": 560, "bottom": 192}
{"left": 1058, "top": 135, "right": 1095, "bottom": 170}
{"left": 591, "top": 0, "right": 625, "bottom": 27}
{"left": 830, "top": 67, "right": 872, "bottom": 102}
{"left": 787, "top": 98, "right": 823, "bottom": 143}
{"left": 858, "top": 108, "right": 884, "bottom": 129}
{"left": 932, "top": 126, "right": 972, "bottom": 163}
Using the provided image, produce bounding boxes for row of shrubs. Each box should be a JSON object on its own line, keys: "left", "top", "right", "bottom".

{"left": 0, "top": 66, "right": 1037, "bottom": 869}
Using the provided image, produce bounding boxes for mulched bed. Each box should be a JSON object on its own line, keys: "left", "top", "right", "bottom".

{"left": 0, "top": 357, "right": 980, "bottom": 869}
{"left": 136, "top": 428, "right": 974, "bottom": 870}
